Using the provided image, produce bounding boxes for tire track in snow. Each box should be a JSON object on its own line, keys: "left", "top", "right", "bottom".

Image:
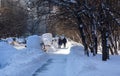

{"left": 33, "top": 54, "right": 67, "bottom": 76}
{"left": 32, "top": 59, "right": 53, "bottom": 76}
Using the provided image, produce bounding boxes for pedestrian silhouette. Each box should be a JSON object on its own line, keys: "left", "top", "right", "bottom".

{"left": 62, "top": 37, "right": 67, "bottom": 48}
{"left": 58, "top": 37, "right": 62, "bottom": 48}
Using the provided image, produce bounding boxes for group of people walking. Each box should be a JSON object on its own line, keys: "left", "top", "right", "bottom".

{"left": 58, "top": 36, "right": 67, "bottom": 48}
{"left": 42, "top": 33, "right": 67, "bottom": 52}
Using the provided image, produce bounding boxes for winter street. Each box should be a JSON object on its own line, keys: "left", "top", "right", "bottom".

{"left": 0, "top": 0, "right": 120, "bottom": 76}
{"left": 33, "top": 53, "right": 67, "bottom": 76}
{"left": 0, "top": 38, "right": 120, "bottom": 76}
{"left": 32, "top": 44, "right": 71, "bottom": 76}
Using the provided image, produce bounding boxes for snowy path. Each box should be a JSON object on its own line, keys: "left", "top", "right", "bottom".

{"left": 32, "top": 43, "right": 71, "bottom": 76}
{"left": 32, "top": 49, "right": 68, "bottom": 76}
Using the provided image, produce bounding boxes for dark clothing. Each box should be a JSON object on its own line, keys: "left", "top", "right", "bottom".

{"left": 58, "top": 38, "right": 62, "bottom": 48}
{"left": 62, "top": 38, "right": 67, "bottom": 48}
{"left": 62, "top": 38, "right": 67, "bottom": 43}
{"left": 58, "top": 38, "right": 62, "bottom": 45}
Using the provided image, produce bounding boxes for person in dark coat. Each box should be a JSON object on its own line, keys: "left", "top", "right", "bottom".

{"left": 58, "top": 37, "right": 62, "bottom": 48}
{"left": 62, "top": 37, "right": 67, "bottom": 48}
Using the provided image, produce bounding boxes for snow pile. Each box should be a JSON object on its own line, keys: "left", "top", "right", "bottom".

{"left": 66, "top": 45, "right": 87, "bottom": 76}
{"left": 6, "top": 37, "right": 14, "bottom": 44}
{"left": 52, "top": 37, "right": 59, "bottom": 49}
{"left": 10, "top": 48, "right": 44, "bottom": 64}
{"left": 66, "top": 45, "right": 120, "bottom": 76}
{"left": 0, "top": 48, "right": 48, "bottom": 76}
{"left": 0, "top": 35, "right": 49, "bottom": 76}
{"left": 41, "top": 33, "right": 57, "bottom": 52}
{"left": 0, "top": 42, "right": 17, "bottom": 68}
{"left": 42, "top": 33, "right": 52, "bottom": 45}
{"left": 16, "top": 37, "right": 26, "bottom": 44}
{"left": 1, "top": 35, "right": 120, "bottom": 76}
{"left": 26, "top": 35, "right": 41, "bottom": 49}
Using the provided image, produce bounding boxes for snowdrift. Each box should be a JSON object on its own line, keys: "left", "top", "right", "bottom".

{"left": 0, "top": 42, "right": 17, "bottom": 68}
{"left": 26, "top": 35, "right": 41, "bottom": 49}
{"left": 0, "top": 35, "right": 49, "bottom": 76}
{"left": 0, "top": 48, "right": 48, "bottom": 76}
{"left": 42, "top": 33, "right": 52, "bottom": 45}
{"left": 66, "top": 45, "right": 120, "bottom": 76}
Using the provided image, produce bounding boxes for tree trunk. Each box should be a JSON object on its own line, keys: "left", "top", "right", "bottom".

{"left": 95, "top": 36, "right": 98, "bottom": 54}
{"left": 79, "top": 24, "right": 89, "bottom": 56}
{"left": 114, "top": 36, "right": 118, "bottom": 55}
{"left": 101, "top": 27, "right": 109, "bottom": 61}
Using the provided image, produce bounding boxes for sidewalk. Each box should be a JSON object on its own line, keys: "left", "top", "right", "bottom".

{"left": 33, "top": 54, "right": 67, "bottom": 76}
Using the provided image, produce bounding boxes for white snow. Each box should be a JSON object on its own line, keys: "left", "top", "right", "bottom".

{"left": 42, "top": 33, "right": 52, "bottom": 45}
{"left": 6, "top": 37, "right": 14, "bottom": 44}
{"left": 26, "top": 35, "right": 41, "bottom": 49}
{"left": 66, "top": 45, "right": 120, "bottom": 76}
{"left": 0, "top": 36, "right": 49, "bottom": 76}
{"left": 0, "top": 42, "right": 17, "bottom": 68}
{"left": 0, "top": 35, "right": 120, "bottom": 76}
{"left": 0, "top": 48, "right": 48, "bottom": 76}
{"left": 16, "top": 37, "right": 26, "bottom": 43}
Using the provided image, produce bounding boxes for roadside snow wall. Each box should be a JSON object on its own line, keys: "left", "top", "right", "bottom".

{"left": 0, "top": 42, "right": 17, "bottom": 68}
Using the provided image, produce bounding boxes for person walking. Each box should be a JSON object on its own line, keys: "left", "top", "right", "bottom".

{"left": 58, "top": 37, "right": 62, "bottom": 48}
{"left": 62, "top": 37, "right": 67, "bottom": 48}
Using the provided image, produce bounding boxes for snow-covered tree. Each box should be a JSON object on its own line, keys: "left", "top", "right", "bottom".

{"left": 54, "top": 0, "right": 120, "bottom": 60}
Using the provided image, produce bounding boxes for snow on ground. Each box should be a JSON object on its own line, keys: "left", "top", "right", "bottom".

{"left": 33, "top": 54, "right": 67, "bottom": 76}
{"left": 67, "top": 45, "right": 120, "bottom": 76}
{"left": 51, "top": 40, "right": 72, "bottom": 54}
{"left": 26, "top": 35, "right": 41, "bottom": 49}
{"left": 0, "top": 35, "right": 49, "bottom": 76}
{"left": 0, "top": 48, "right": 48, "bottom": 76}
{"left": 0, "top": 35, "right": 120, "bottom": 76}
{"left": 0, "top": 42, "right": 17, "bottom": 68}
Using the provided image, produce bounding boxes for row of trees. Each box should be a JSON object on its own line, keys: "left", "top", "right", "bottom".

{"left": 0, "top": 0, "right": 27, "bottom": 38}
{"left": 0, "top": 0, "right": 119, "bottom": 61}
{"left": 27, "top": 0, "right": 120, "bottom": 61}
{"left": 57, "top": 0, "right": 120, "bottom": 61}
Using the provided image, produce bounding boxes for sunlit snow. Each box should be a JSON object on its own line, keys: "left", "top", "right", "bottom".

{"left": 0, "top": 35, "right": 120, "bottom": 76}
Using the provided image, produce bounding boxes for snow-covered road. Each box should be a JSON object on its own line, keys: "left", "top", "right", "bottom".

{"left": 33, "top": 53, "right": 67, "bottom": 76}
{"left": 32, "top": 41, "right": 72, "bottom": 76}
{"left": 1, "top": 38, "right": 120, "bottom": 76}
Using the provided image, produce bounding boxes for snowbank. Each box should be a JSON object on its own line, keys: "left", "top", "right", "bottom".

{"left": 0, "top": 42, "right": 17, "bottom": 68}
{"left": 66, "top": 45, "right": 120, "bottom": 76}
{"left": 0, "top": 35, "right": 49, "bottom": 76}
{"left": 66, "top": 45, "right": 87, "bottom": 76}
{"left": 0, "top": 48, "right": 49, "bottom": 76}
{"left": 16, "top": 37, "right": 26, "bottom": 44}
{"left": 6, "top": 37, "right": 14, "bottom": 44}
{"left": 42, "top": 33, "right": 52, "bottom": 45}
{"left": 26, "top": 35, "right": 41, "bottom": 49}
